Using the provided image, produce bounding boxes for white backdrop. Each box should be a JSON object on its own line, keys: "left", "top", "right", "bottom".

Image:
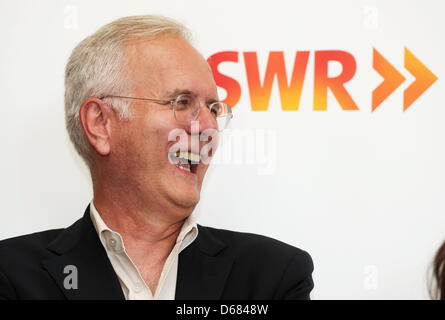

{"left": 1, "top": 0, "right": 444, "bottom": 299}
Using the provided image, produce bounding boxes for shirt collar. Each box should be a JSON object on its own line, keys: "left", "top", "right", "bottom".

{"left": 89, "top": 201, "right": 198, "bottom": 253}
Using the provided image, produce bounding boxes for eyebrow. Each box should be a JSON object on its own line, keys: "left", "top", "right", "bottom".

{"left": 164, "top": 88, "right": 218, "bottom": 104}
{"left": 164, "top": 88, "right": 192, "bottom": 98}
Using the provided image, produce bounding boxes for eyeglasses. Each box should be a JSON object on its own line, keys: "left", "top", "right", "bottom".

{"left": 99, "top": 93, "right": 233, "bottom": 131}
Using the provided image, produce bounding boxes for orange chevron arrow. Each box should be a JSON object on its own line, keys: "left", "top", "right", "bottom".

{"left": 372, "top": 48, "right": 405, "bottom": 111}
{"left": 403, "top": 48, "right": 438, "bottom": 111}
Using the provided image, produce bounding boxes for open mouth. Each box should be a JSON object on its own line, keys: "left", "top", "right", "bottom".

{"left": 168, "top": 151, "right": 200, "bottom": 174}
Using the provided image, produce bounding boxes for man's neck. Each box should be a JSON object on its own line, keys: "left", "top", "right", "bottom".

{"left": 92, "top": 193, "right": 187, "bottom": 243}
{"left": 92, "top": 194, "right": 189, "bottom": 293}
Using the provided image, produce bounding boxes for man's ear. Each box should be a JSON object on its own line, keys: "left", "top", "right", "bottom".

{"left": 79, "top": 98, "right": 114, "bottom": 156}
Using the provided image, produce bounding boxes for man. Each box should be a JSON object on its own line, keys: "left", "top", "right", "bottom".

{"left": 0, "top": 15, "right": 313, "bottom": 300}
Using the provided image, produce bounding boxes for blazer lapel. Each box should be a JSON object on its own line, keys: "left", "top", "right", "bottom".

{"left": 175, "top": 226, "right": 235, "bottom": 300}
{"left": 41, "top": 206, "right": 125, "bottom": 300}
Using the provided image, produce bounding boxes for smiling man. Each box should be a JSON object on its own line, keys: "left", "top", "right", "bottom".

{"left": 0, "top": 15, "right": 313, "bottom": 300}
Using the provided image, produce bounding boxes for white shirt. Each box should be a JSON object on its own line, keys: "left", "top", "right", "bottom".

{"left": 89, "top": 201, "right": 198, "bottom": 300}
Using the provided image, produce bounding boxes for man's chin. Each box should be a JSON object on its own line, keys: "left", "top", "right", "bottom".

{"left": 176, "top": 195, "right": 200, "bottom": 211}
{"left": 167, "top": 190, "right": 200, "bottom": 214}
{"left": 162, "top": 174, "right": 202, "bottom": 212}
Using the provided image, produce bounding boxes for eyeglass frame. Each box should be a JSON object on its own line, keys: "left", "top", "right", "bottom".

{"left": 98, "top": 93, "right": 233, "bottom": 131}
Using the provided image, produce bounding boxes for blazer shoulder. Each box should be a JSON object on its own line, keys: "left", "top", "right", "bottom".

{"left": 198, "top": 225, "right": 311, "bottom": 263}
{"left": 197, "top": 225, "right": 314, "bottom": 299}
{"left": 0, "top": 228, "right": 65, "bottom": 260}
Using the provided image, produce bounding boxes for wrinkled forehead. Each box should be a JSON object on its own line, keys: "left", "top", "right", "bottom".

{"left": 122, "top": 35, "right": 217, "bottom": 98}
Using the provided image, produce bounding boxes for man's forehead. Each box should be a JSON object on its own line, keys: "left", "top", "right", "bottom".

{"left": 124, "top": 35, "right": 197, "bottom": 65}
{"left": 123, "top": 35, "right": 217, "bottom": 97}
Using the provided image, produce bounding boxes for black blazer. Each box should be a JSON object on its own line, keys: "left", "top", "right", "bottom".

{"left": 0, "top": 206, "right": 314, "bottom": 300}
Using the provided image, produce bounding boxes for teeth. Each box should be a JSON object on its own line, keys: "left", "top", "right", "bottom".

{"left": 175, "top": 151, "right": 200, "bottom": 164}
{"left": 178, "top": 164, "right": 191, "bottom": 172}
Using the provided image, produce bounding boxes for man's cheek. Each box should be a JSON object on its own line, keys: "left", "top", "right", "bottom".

{"left": 200, "top": 139, "right": 218, "bottom": 165}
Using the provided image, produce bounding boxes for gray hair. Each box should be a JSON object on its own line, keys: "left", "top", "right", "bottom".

{"left": 64, "top": 15, "right": 190, "bottom": 165}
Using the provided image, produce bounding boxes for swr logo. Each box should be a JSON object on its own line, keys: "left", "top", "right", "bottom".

{"left": 208, "top": 49, "right": 437, "bottom": 111}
